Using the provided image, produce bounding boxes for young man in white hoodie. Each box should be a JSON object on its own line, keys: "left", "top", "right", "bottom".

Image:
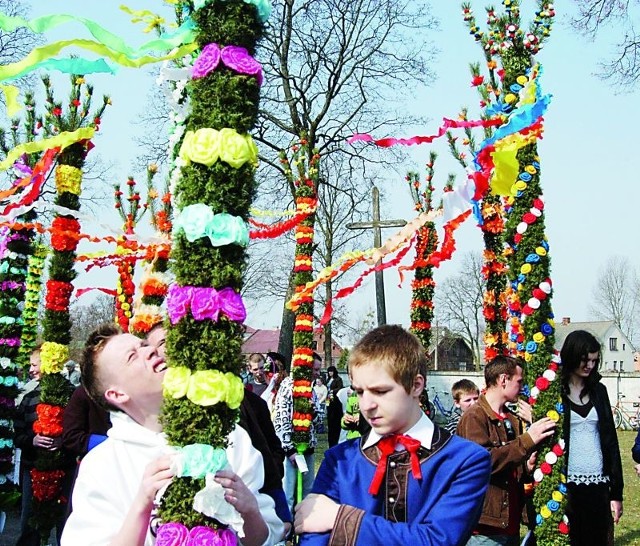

{"left": 61, "top": 324, "right": 283, "bottom": 546}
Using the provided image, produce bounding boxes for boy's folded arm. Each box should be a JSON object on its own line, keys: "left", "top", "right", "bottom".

{"left": 332, "top": 447, "right": 491, "bottom": 546}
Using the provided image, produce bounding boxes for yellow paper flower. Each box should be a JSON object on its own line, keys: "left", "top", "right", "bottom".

{"left": 547, "top": 410, "right": 560, "bottom": 422}
{"left": 525, "top": 165, "right": 537, "bottom": 175}
{"left": 40, "top": 341, "right": 69, "bottom": 374}
{"left": 536, "top": 246, "right": 547, "bottom": 256}
{"left": 179, "top": 128, "right": 221, "bottom": 167}
{"left": 521, "top": 264, "right": 532, "bottom": 274}
{"left": 516, "top": 75, "right": 528, "bottom": 86}
{"left": 55, "top": 165, "right": 82, "bottom": 195}
{"left": 187, "top": 369, "right": 227, "bottom": 406}
{"left": 218, "top": 128, "right": 259, "bottom": 169}
{"left": 533, "top": 332, "right": 545, "bottom": 343}
{"left": 163, "top": 366, "right": 192, "bottom": 399}
{"left": 552, "top": 491, "right": 564, "bottom": 502}
{"left": 540, "top": 506, "right": 551, "bottom": 518}
{"left": 225, "top": 372, "right": 245, "bottom": 409}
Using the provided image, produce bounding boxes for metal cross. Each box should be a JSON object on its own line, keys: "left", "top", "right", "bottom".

{"left": 347, "top": 186, "right": 406, "bottom": 326}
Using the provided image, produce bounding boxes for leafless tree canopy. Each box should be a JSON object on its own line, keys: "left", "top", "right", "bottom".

{"left": 572, "top": 0, "right": 640, "bottom": 89}
{"left": 69, "top": 294, "right": 116, "bottom": 359}
{"left": 435, "top": 252, "right": 486, "bottom": 368}
{"left": 589, "top": 255, "right": 640, "bottom": 342}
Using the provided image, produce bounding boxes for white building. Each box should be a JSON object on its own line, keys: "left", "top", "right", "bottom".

{"left": 555, "top": 318, "right": 635, "bottom": 373}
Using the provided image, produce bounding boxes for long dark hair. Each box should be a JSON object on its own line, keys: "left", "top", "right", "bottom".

{"left": 560, "top": 330, "right": 601, "bottom": 400}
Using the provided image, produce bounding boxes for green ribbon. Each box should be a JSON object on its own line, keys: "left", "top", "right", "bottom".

{"left": 0, "top": 40, "right": 198, "bottom": 82}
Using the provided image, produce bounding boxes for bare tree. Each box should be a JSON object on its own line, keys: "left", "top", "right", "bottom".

{"left": 571, "top": 0, "right": 640, "bottom": 88}
{"left": 256, "top": 0, "right": 438, "bottom": 362}
{"left": 434, "top": 252, "right": 486, "bottom": 369}
{"left": 589, "top": 255, "right": 640, "bottom": 341}
{"left": 68, "top": 294, "right": 116, "bottom": 360}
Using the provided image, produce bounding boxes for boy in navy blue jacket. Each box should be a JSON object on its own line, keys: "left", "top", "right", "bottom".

{"left": 294, "top": 325, "right": 491, "bottom": 546}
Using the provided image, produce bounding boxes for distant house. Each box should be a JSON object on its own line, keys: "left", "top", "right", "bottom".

{"left": 242, "top": 327, "right": 344, "bottom": 366}
{"left": 426, "top": 327, "right": 475, "bottom": 371}
{"left": 555, "top": 318, "right": 635, "bottom": 372}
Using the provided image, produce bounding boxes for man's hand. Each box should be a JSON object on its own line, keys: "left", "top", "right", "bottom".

{"left": 526, "top": 451, "right": 538, "bottom": 473}
{"left": 214, "top": 470, "right": 259, "bottom": 516}
{"left": 294, "top": 494, "right": 340, "bottom": 534}
{"left": 33, "top": 434, "right": 61, "bottom": 451}
{"left": 517, "top": 399, "right": 533, "bottom": 424}
{"left": 343, "top": 414, "right": 358, "bottom": 424}
{"left": 527, "top": 417, "right": 556, "bottom": 445}
{"left": 135, "top": 454, "right": 174, "bottom": 511}
{"left": 611, "top": 500, "right": 623, "bottom": 524}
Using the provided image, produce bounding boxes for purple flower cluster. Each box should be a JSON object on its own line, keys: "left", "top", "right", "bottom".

{"left": 167, "top": 284, "right": 246, "bottom": 325}
{"left": 192, "top": 43, "right": 263, "bottom": 85}
{"left": 156, "top": 523, "right": 237, "bottom": 546}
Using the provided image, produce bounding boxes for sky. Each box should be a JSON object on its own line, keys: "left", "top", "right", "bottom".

{"left": 20, "top": 1, "right": 640, "bottom": 342}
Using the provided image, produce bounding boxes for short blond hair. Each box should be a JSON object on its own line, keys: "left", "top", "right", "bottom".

{"left": 348, "top": 325, "right": 427, "bottom": 393}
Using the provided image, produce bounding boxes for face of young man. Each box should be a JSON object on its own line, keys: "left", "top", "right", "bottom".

{"left": 350, "top": 362, "right": 423, "bottom": 437}
{"left": 98, "top": 333, "right": 167, "bottom": 413}
{"left": 146, "top": 327, "right": 167, "bottom": 359}
{"left": 503, "top": 366, "right": 524, "bottom": 403}
{"left": 249, "top": 359, "right": 266, "bottom": 383}
{"left": 456, "top": 392, "right": 479, "bottom": 412}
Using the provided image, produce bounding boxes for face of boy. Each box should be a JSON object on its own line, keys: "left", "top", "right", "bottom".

{"left": 98, "top": 333, "right": 167, "bottom": 412}
{"left": 146, "top": 327, "right": 167, "bottom": 359}
{"left": 502, "top": 366, "right": 523, "bottom": 403}
{"left": 456, "top": 392, "right": 479, "bottom": 413}
{"left": 350, "top": 362, "right": 424, "bottom": 436}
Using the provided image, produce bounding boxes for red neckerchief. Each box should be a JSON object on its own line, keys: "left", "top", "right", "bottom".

{"left": 368, "top": 434, "right": 423, "bottom": 495}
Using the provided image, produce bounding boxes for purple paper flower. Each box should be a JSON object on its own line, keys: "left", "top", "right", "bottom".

{"left": 191, "top": 287, "right": 221, "bottom": 321}
{"left": 156, "top": 522, "right": 189, "bottom": 546}
{"left": 188, "top": 526, "right": 237, "bottom": 546}
{"left": 193, "top": 43, "right": 222, "bottom": 79}
{"left": 221, "top": 45, "right": 263, "bottom": 86}
{"left": 167, "top": 285, "right": 194, "bottom": 325}
{"left": 218, "top": 287, "right": 246, "bottom": 323}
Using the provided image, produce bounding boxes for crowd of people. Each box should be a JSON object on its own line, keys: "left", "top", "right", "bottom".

{"left": 8, "top": 325, "right": 635, "bottom": 546}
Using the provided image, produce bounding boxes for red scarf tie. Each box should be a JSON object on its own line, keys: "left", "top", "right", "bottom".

{"left": 368, "top": 434, "right": 423, "bottom": 495}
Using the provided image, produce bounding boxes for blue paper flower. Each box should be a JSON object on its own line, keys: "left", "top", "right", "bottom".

{"left": 558, "top": 483, "right": 567, "bottom": 494}
{"left": 510, "top": 84, "right": 523, "bottom": 93}
{"left": 519, "top": 172, "right": 532, "bottom": 182}
{"left": 517, "top": 343, "right": 524, "bottom": 352}
{"left": 526, "top": 254, "right": 540, "bottom": 263}
{"left": 541, "top": 240, "right": 549, "bottom": 251}
{"left": 547, "top": 500, "right": 560, "bottom": 512}
{"left": 536, "top": 514, "right": 543, "bottom": 525}
{"left": 525, "top": 341, "right": 538, "bottom": 354}
{"left": 555, "top": 402, "right": 564, "bottom": 413}
{"left": 517, "top": 274, "right": 526, "bottom": 283}
{"left": 522, "top": 385, "right": 531, "bottom": 396}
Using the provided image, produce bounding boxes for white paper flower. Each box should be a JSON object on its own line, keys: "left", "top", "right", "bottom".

{"left": 193, "top": 474, "right": 245, "bottom": 537}
{"left": 545, "top": 452, "right": 558, "bottom": 465}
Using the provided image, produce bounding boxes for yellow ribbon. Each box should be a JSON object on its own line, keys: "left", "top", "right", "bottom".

{"left": 1, "top": 85, "right": 21, "bottom": 116}
{"left": 0, "top": 127, "right": 94, "bottom": 171}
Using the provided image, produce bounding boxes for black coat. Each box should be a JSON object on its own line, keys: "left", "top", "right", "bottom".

{"left": 562, "top": 381, "right": 623, "bottom": 501}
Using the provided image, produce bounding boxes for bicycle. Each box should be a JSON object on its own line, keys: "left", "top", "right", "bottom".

{"left": 611, "top": 393, "right": 640, "bottom": 429}
{"left": 427, "top": 387, "right": 456, "bottom": 422}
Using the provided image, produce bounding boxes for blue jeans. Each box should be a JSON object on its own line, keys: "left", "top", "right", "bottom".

{"left": 283, "top": 453, "right": 315, "bottom": 513}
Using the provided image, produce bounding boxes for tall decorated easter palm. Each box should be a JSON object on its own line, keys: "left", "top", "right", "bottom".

{"left": 461, "top": 2, "right": 566, "bottom": 543}
{"left": 157, "top": 0, "right": 269, "bottom": 541}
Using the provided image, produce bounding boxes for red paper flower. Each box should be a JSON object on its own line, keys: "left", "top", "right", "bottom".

{"left": 558, "top": 522, "right": 569, "bottom": 534}
{"left": 471, "top": 75, "right": 484, "bottom": 86}
{"left": 540, "top": 462, "right": 552, "bottom": 475}
{"left": 552, "top": 444, "right": 564, "bottom": 456}
{"left": 45, "top": 280, "right": 74, "bottom": 312}
{"left": 535, "top": 377, "right": 550, "bottom": 391}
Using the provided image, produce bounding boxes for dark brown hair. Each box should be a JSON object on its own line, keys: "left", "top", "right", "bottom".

{"left": 484, "top": 355, "right": 522, "bottom": 387}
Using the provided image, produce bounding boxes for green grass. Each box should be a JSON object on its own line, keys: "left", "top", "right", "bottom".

{"left": 615, "top": 430, "right": 640, "bottom": 545}
{"left": 314, "top": 429, "right": 640, "bottom": 544}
